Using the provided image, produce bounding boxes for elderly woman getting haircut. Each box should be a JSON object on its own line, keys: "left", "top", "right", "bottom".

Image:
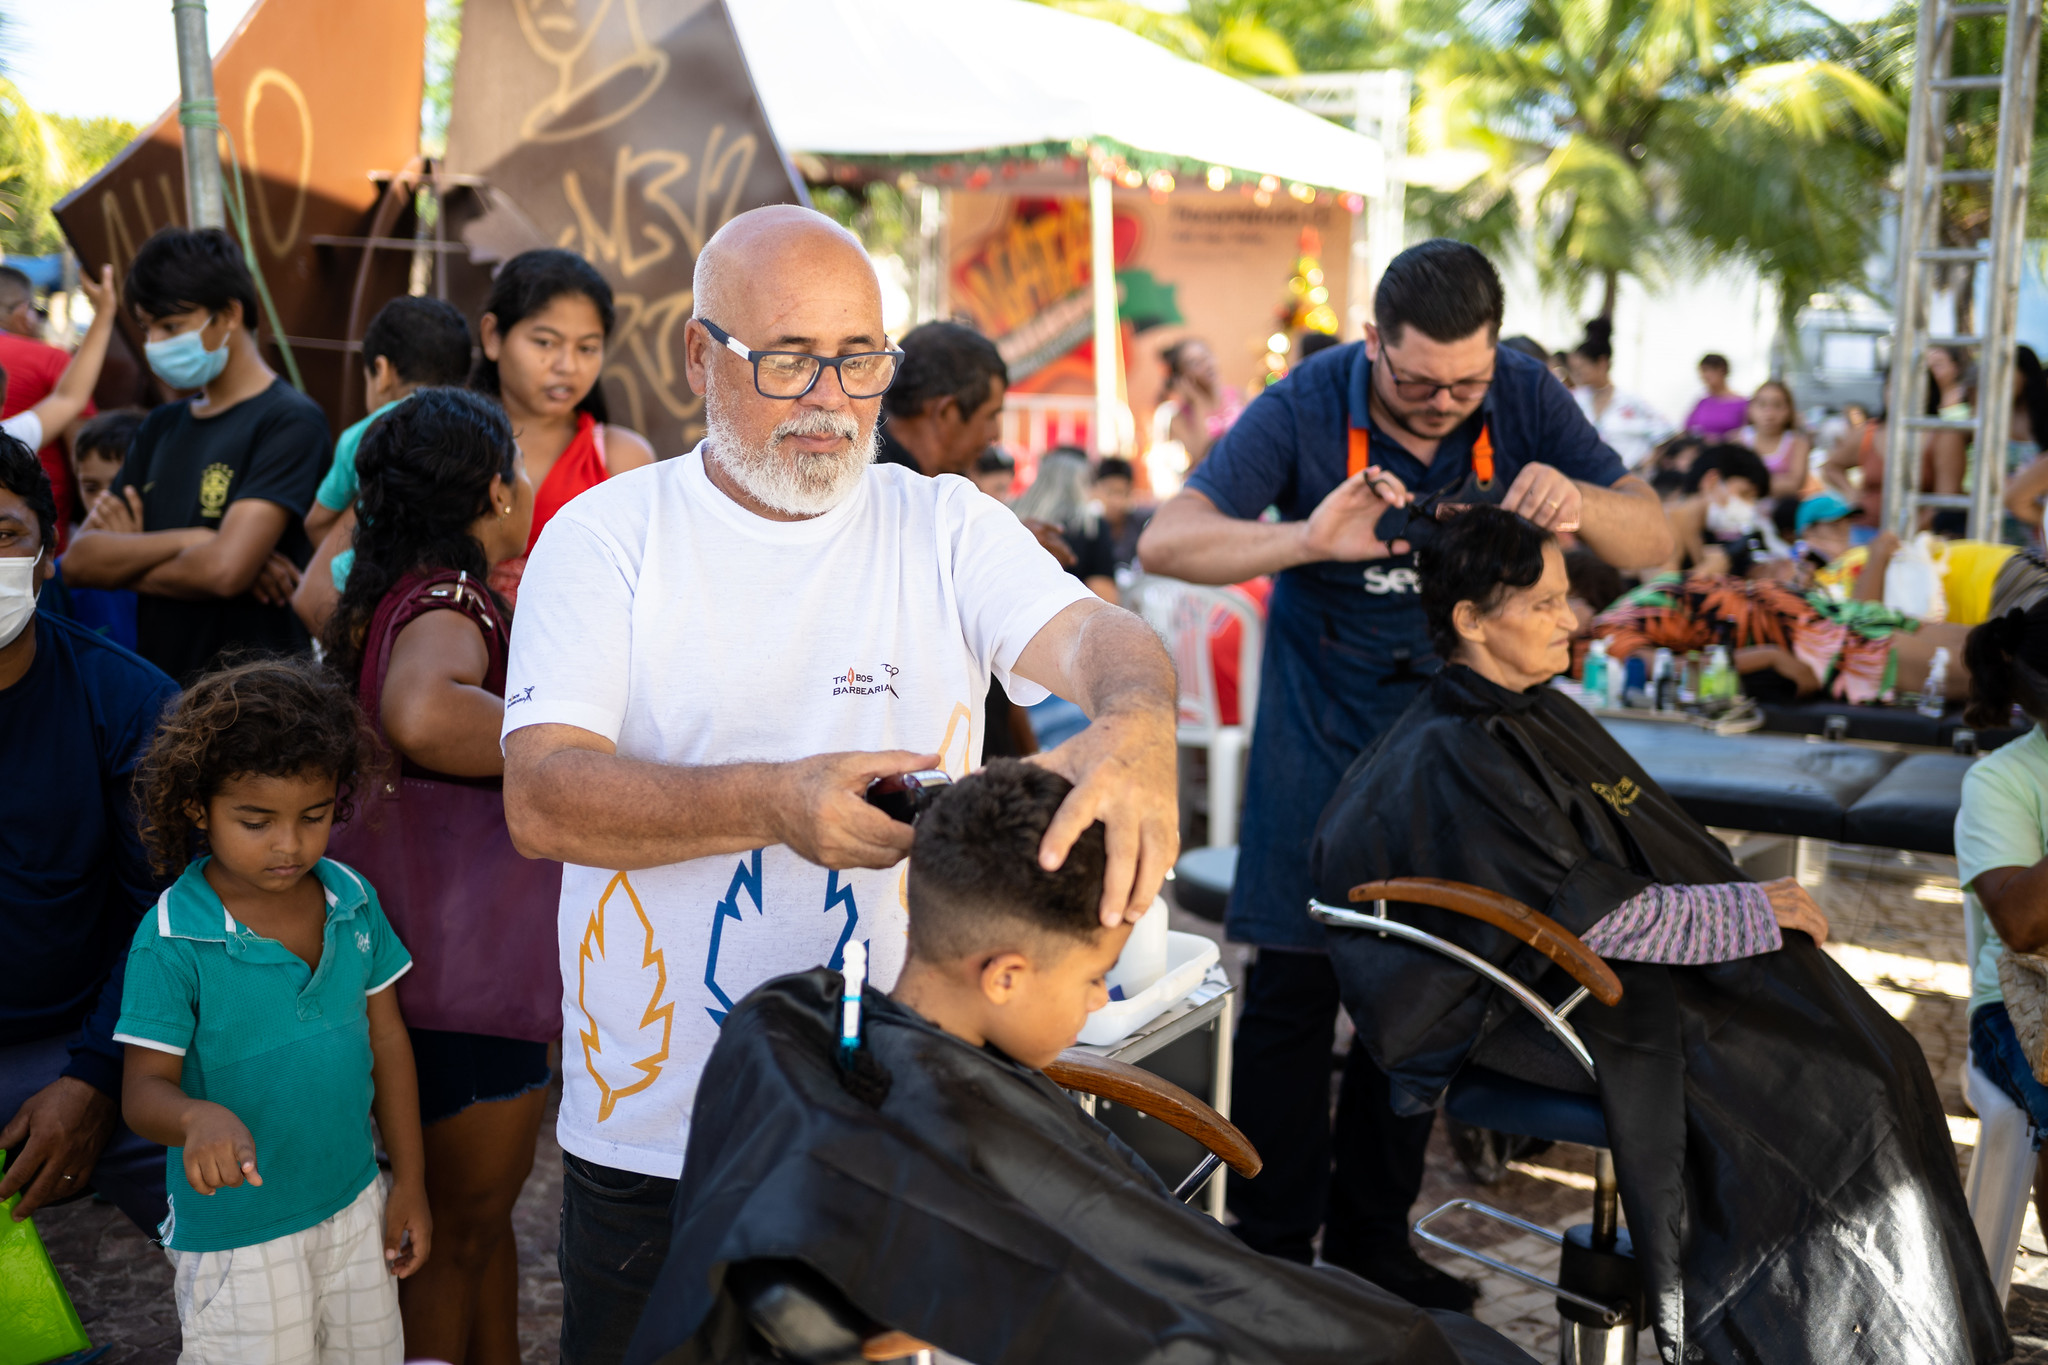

{"left": 1312, "top": 506, "right": 2005, "bottom": 1364}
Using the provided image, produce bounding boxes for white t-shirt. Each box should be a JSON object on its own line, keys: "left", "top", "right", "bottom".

{"left": 502, "top": 445, "right": 1095, "bottom": 1176}
{"left": 1, "top": 411, "right": 42, "bottom": 450}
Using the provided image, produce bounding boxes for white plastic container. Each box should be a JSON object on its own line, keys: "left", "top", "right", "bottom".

{"left": 1078, "top": 930, "right": 1223, "bottom": 1047}
{"left": 1104, "top": 895, "right": 1170, "bottom": 1001}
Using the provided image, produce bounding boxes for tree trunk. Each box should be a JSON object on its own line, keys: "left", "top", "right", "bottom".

{"left": 1598, "top": 269, "right": 1619, "bottom": 322}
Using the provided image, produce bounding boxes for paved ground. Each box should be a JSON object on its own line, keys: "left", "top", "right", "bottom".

{"left": 33, "top": 842, "right": 2039, "bottom": 1363}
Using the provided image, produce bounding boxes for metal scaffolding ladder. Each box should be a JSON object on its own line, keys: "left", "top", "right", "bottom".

{"left": 1883, "top": 0, "right": 2045, "bottom": 538}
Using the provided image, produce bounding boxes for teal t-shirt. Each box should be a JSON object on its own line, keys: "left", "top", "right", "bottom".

{"left": 1956, "top": 727, "right": 2048, "bottom": 1015}
{"left": 317, "top": 400, "right": 403, "bottom": 591}
{"left": 114, "top": 857, "right": 411, "bottom": 1252}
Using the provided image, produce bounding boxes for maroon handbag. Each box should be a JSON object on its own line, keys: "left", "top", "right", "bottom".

{"left": 327, "top": 570, "right": 564, "bottom": 1042}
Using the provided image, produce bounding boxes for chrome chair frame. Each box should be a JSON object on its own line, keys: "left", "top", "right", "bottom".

{"left": 1310, "top": 896, "right": 1636, "bottom": 1345}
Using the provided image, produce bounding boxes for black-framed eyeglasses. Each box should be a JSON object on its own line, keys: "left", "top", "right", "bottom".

{"left": 698, "top": 318, "right": 903, "bottom": 400}
{"left": 1379, "top": 358, "right": 1494, "bottom": 404}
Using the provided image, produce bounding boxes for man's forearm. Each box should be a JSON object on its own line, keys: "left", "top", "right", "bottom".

{"left": 505, "top": 745, "right": 791, "bottom": 869}
{"left": 1066, "top": 607, "right": 1178, "bottom": 721}
{"left": 1574, "top": 478, "right": 1673, "bottom": 570}
{"left": 62, "top": 528, "right": 210, "bottom": 589}
{"left": 134, "top": 536, "right": 260, "bottom": 600}
{"left": 1137, "top": 494, "right": 1310, "bottom": 585}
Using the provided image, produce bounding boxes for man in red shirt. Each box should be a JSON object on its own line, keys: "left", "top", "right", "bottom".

{"left": 0, "top": 266, "right": 92, "bottom": 547}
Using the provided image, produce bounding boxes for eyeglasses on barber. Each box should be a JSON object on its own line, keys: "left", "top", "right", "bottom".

{"left": 698, "top": 318, "right": 904, "bottom": 400}
{"left": 1380, "top": 362, "right": 1493, "bottom": 404}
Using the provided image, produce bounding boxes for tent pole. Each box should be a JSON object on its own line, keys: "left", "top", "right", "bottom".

{"left": 1089, "top": 171, "right": 1120, "bottom": 455}
{"left": 171, "top": 0, "right": 227, "bottom": 229}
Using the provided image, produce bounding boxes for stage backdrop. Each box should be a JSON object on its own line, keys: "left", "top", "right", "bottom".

{"left": 442, "top": 0, "right": 807, "bottom": 456}
{"left": 947, "top": 189, "right": 1357, "bottom": 454}
{"left": 55, "top": 0, "right": 425, "bottom": 433}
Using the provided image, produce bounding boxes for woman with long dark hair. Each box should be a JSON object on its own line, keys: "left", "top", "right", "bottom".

{"left": 472, "top": 248, "right": 653, "bottom": 603}
{"left": 1566, "top": 318, "right": 1668, "bottom": 470}
{"left": 322, "top": 388, "right": 545, "bottom": 1365}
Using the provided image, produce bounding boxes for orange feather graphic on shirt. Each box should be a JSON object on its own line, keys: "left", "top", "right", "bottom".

{"left": 577, "top": 871, "right": 673, "bottom": 1121}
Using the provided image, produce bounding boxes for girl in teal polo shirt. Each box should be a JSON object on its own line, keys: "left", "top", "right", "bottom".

{"left": 115, "top": 658, "right": 429, "bottom": 1364}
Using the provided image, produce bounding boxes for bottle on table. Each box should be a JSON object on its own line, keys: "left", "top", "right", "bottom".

{"left": 1583, "top": 639, "right": 1610, "bottom": 704}
{"left": 1651, "top": 648, "right": 1676, "bottom": 712}
{"left": 1678, "top": 650, "right": 1702, "bottom": 706}
{"left": 1702, "top": 645, "right": 1735, "bottom": 702}
{"left": 1918, "top": 647, "right": 1951, "bottom": 719}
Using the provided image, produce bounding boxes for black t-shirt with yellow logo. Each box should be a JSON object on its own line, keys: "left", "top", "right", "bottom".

{"left": 114, "top": 379, "right": 328, "bottom": 682}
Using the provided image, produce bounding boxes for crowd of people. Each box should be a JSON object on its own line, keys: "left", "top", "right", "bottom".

{"left": 0, "top": 209, "right": 2033, "bottom": 1365}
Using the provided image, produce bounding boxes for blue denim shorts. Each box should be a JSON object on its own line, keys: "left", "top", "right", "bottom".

{"left": 1970, "top": 1002, "right": 2048, "bottom": 1147}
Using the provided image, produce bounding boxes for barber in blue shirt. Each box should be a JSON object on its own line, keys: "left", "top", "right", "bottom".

{"left": 1140, "top": 240, "right": 1670, "bottom": 1307}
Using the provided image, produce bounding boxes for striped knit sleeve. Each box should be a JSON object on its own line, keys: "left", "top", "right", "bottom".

{"left": 1581, "top": 882, "right": 1782, "bottom": 965}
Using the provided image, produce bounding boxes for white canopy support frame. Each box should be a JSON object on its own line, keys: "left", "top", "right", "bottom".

{"left": 730, "top": 0, "right": 1385, "bottom": 197}
{"left": 728, "top": 0, "right": 1387, "bottom": 443}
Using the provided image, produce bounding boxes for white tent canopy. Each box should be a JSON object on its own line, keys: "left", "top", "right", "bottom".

{"left": 728, "top": 0, "right": 1384, "bottom": 197}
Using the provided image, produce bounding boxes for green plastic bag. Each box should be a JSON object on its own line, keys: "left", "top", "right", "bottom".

{"left": 0, "top": 1152, "right": 91, "bottom": 1365}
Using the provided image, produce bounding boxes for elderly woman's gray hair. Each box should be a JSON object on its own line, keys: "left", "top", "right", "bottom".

{"left": 1011, "top": 448, "right": 1099, "bottom": 535}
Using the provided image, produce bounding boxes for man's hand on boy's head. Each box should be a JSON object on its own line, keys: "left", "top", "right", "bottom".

{"left": 181, "top": 1101, "right": 261, "bottom": 1195}
{"left": 384, "top": 1177, "right": 432, "bottom": 1277}
{"left": 1030, "top": 709, "right": 1179, "bottom": 926}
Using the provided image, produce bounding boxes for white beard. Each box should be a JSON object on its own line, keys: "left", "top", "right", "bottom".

{"left": 705, "top": 400, "right": 876, "bottom": 517}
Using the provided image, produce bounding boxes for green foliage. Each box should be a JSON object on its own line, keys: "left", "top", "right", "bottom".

{"left": 1033, "top": 0, "right": 1300, "bottom": 76}
{"left": 1855, "top": 0, "right": 2048, "bottom": 248}
{"left": 0, "top": 80, "right": 138, "bottom": 258}
{"left": 1402, "top": 0, "right": 1902, "bottom": 325}
{"left": 422, "top": 0, "right": 463, "bottom": 159}
{"left": 813, "top": 181, "right": 916, "bottom": 260}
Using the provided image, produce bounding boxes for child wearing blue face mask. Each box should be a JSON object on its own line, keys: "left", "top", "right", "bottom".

{"left": 60, "top": 227, "right": 330, "bottom": 684}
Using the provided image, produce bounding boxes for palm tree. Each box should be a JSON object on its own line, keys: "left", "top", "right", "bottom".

{"left": 1407, "top": 0, "right": 1902, "bottom": 326}
{"left": 0, "top": 6, "right": 138, "bottom": 259}
{"left": 1032, "top": 0, "right": 1301, "bottom": 78}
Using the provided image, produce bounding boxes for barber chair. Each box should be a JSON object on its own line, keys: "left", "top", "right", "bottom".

{"left": 1310, "top": 880, "right": 1642, "bottom": 1365}
{"left": 728, "top": 1054, "right": 1264, "bottom": 1365}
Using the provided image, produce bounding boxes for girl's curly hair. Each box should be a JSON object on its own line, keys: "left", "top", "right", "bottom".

{"left": 136, "top": 656, "right": 371, "bottom": 876}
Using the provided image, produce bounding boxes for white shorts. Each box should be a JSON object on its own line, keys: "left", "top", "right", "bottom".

{"left": 166, "top": 1178, "right": 401, "bottom": 1365}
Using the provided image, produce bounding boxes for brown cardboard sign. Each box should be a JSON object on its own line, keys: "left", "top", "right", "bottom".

{"left": 443, "top": 0, "right": 807, "bottom": 456}
{"left": 54, "top": 0, "right": 425, "bottom": 431}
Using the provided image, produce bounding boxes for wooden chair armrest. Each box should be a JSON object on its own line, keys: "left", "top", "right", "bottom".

{"left": 1348, "top": 877, "right": 1622, "bottom": 1007}
{"left": 862, "top": 1331, "right": 933, "bottom": 1360}
{"left": 1045, "top": 1050, "right": 1263, "bottom": 1178}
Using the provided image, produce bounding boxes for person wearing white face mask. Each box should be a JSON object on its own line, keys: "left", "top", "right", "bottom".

{"left": 0, "top": 435, "right": 181, "bottom": 1238}
{"left": 1661, "top": 441, "right": 1773, "bottom": 575}
{"left": 61, "top": 228, "right": 330, "bottom": 683}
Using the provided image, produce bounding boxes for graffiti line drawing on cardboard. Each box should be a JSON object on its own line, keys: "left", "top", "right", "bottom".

{"left": 515, "top": 0, "right": 670, "bottom": 145}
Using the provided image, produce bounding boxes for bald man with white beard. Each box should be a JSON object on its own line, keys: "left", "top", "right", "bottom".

{"left": 500, "top": 206, "right": 1180, "bottom": 1364}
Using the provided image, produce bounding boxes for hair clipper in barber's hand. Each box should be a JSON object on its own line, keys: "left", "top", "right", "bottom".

{"left": 1372, "top": 468, "right": 1507, "bottom": 553}
{"left": 865, "top": 769, "right": 953, "bottom": 825}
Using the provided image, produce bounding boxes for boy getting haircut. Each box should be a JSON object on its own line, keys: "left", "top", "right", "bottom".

{"left": 894, "top": 760, "right": 1125, "bottom": 1071}
{"left": 906, "top": 758, "right": 1107, "bottom": 964}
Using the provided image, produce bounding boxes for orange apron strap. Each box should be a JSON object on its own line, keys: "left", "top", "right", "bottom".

{"left": 1347, "top": 426, "right": 1372, "bottom": 477}
{"left": 1473, "top": 423, "right": 1495, "bottom": 486}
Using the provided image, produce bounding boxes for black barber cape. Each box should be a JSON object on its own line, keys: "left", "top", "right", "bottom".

{"left": 626, "top": 969, "right": 1534, "bottom": 1365}
{"left": 1312, "top": 666, "right": 2007, "bottom": 1364}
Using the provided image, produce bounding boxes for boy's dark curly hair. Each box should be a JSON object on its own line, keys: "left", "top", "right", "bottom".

{"left": 136, "top": 657, "right": 370, "bottom": 876}
{"left": 905, "top": 759, "right": 1107, "bottom": 963}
